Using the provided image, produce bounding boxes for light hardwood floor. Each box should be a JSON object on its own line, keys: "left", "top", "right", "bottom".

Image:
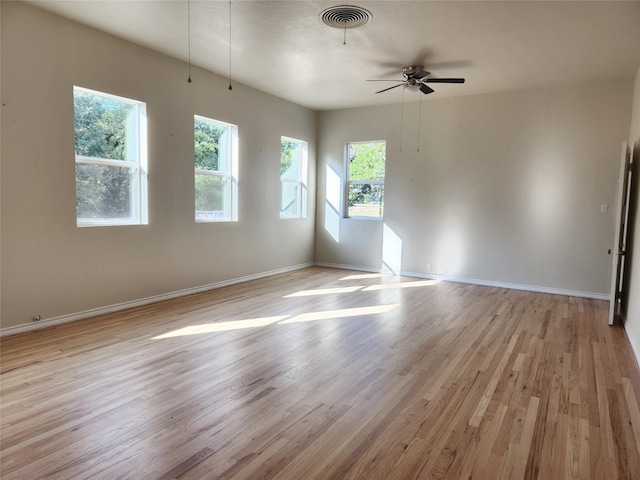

{"left": 1, "top": 267, "right": 640, "bottom": 479}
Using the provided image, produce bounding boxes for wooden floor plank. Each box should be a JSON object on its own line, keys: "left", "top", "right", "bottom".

{"left": 1, "top": 267, "right": 640, "bottom": 479}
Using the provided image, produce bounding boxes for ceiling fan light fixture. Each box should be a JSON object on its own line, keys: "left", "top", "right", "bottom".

{"left": 404, "top": 83, "right": 421, "bottom": 93}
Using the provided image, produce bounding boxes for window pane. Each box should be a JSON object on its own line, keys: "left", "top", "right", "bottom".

{"left": 73, "top": 87, "right": 146, "bottom": 227}
{"left": 76, "top": 163, "right": 133, "bottom": 220}
{"left": 281, "top": 140, "right": 300, "bottom": 180}
{"left": 281, "top": 181, "right": 300, "bottom": 217}
{"left": 348, "top": 142, "right": 386, "bottom": 181}
{"left": 195, "top": 118, "right": 228, "bottom": 172}
{"left": 348, "top": 184, "right": 384, "bottom": 218}
{"left": 280, "top": 137, "right": 307, "bottom": 219}
{"left": 194, "top": 115, "right": 238, "bottom": 222}
{"left": 74, "top": 90, "right": 135, "bottom": 161}
{"left": 195, "top": 174, "right": 229, "bottom": 221}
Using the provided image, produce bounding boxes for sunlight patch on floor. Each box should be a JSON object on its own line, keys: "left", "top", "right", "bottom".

{"left": 339, "top": 273, "right": 386, "bottom": 280}
{"left": 153, "top": 304, "right": 400, "bottom": 338}
{"left": 284, "top": 286, "right": 363, "bottom": 297}
{"left": 153, "top": 315, "right": 288, "bottom": 338}
{"left": 278, "top": 304, "right": 400, "bottom": 324}
{"left": 362, "top": 280, "right": 440, "bottom": 291}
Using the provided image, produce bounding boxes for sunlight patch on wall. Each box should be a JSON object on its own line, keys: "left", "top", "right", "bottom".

{"left": 436, "top": 218, "right": 467, "bottom": 275}
{"left": 527, "top": 152, "right": 567, "bottom": 233}
{"left": 325, "top": 165, "right": 342, "bottom": 242}
{"left": 382, "top": 223, "right": 403, "bottom": 275}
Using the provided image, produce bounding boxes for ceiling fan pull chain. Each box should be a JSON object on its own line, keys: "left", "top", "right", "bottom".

{"left": 400, "top": 89, "right": 405, "bottom": 152}
{"left": 417, "top": 95, "right": 422, "bottom": 152}
{"left": 228, "top": 0, "right": 233, "bottom": 91}
{"left": 187, "top": 0, "right": 192, "bottom": 83}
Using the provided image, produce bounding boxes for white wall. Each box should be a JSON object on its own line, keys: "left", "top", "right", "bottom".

{"left": 1, "top": 2, "right": 636, "bottom": 337}
{"left": 316, "top": 81, "right": 633, "bottom": 297}
{"left": 0, "top": 2, "right": 316, "bottom": 330}
{"left": 624, "top": 67, "right": 640, "bottom": 362}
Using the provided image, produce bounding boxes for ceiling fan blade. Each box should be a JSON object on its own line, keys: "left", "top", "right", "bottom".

{"left": 424, "top": 78, "right": 465, "bottom": 83}
{"left": 412, "top": 70, "right": 429, "bottom": 80}
{"left": 375, "top": 84, "right": 405, "bottom": 94}
{"left": 420, "top": 84, "right": 434, "bottom": 95}
{"left": 373, "top": 61, "right": 404, "bottom": 75}
{"left": 410, "top": 47, "right": 432, "bottom": 68}
{"left": 367, "top": 79, "right": 405, "bottom": 82}
{"left": 425, "top": 60, "right": 471, "bottom": 70}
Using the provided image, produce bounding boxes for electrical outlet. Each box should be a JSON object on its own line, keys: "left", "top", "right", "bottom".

{"left": 426, "top": 263, "right": 432, "bottom": 272}
{"left": 32, "top": 315, "right": 41, "bottom": 322}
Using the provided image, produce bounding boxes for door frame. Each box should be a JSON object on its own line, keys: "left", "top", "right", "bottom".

{"left": 609, "top": 142, "right": 634, "bottom": 325}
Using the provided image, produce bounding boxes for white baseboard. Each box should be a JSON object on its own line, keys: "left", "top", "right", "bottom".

{"left": 0, "top": 263, "right": 314, "bottom": 338}
{"left": 400, "top": 269, "right": 610, "bottom": 300}
{"left": 315, "top": 262, "right": 609, "bottom": 300}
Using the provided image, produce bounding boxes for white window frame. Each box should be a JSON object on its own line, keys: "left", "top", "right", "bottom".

{"left": 194, "top": 115, "right": 238, "bottom": 223}
{"left": 280, "top": 136, "right": 308, "bottom": 219}
{"left": 345, "top": 140, "right": 386, "bottom": 220}
{"left": 74, "top": 86, "right": 148, "bottom": 227}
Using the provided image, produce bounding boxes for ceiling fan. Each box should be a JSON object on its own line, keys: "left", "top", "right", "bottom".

{"left": 369, "top": 65, "right": 465, "bottom": 95}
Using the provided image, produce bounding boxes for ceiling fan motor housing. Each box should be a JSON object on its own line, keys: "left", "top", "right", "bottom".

{"left": 402, "top": 66, "right": 429, "bottom": 78}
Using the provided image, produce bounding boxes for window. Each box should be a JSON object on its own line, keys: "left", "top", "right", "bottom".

{"left": 280, "top": 136, "right": 308, "bottom": 219}
{"left": 194, "top": 115, "right": 238, "bottom": 222}
{"left": 346, "top": 141, "right": 386, "bottom": 218}
{"left": 74, "top": 87, "right": 147, "bottom": 226}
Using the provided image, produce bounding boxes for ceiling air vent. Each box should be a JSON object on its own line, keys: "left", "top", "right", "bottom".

{"left": 320, "top": 5, "right": 372, "bottom": 29}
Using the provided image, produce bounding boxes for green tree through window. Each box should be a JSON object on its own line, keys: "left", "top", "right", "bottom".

{"left": 195, "top": 120, "right": 225, "bottom": 171}
{"left": 281, "top": 139, "right": 297, "bottom": 175}
{"left": 73, "top": 87, "right": 146, "bottom": 226}
{"left": 280, "top": 137, "right": 307, "bottom": 218}
{"left": 347, "top": 141, "right": 386, "bottom": 218}
{"left": 194, "top": 115, "right": 238, "bottom": 222}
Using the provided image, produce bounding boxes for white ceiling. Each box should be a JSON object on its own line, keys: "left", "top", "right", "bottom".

{"left": 26, "top": 0, "right": 640, "bottom": 111}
